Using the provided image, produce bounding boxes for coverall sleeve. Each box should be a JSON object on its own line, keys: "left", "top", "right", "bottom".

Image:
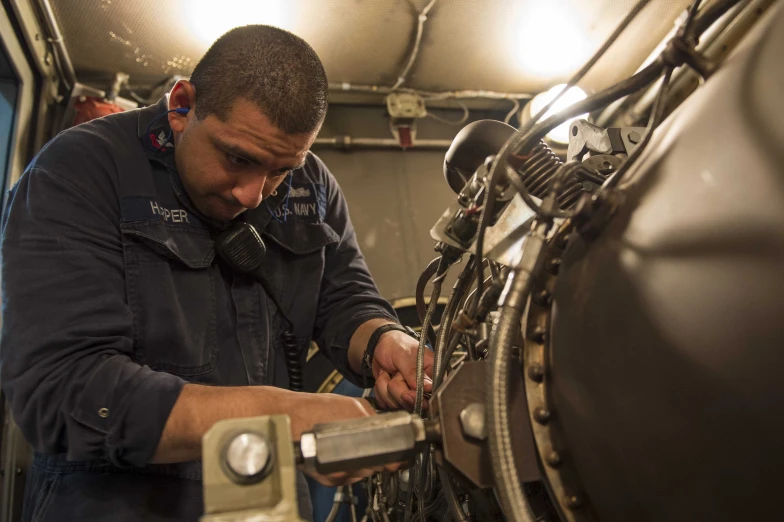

{"left": 312, "top": 161, "right": 398, "bottom": 387}
{"left": 0, "top": 166, "right": 185, "bottom": 467}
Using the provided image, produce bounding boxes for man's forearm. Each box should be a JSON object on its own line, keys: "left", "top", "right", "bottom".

{"left": 152, "top": 384, "right": 294, "bottom": 463}
{"left": 347, "top": 317, "right": 397, "bottom": 375}
{"left": 152, "top": 383, "right": 374, "bottom": 464}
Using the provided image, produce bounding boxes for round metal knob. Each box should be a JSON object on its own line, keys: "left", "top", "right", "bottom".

{"left": 224, "top": 432, "right": 273, "bottom": 484}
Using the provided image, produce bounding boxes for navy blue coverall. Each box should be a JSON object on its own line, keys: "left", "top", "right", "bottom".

{"left": 0, "top": 97, "right": 396, "bottom": 521}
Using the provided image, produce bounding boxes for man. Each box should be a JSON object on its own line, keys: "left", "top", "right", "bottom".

{"left": 0, "top": 25, "right": 433, "bottom": 521}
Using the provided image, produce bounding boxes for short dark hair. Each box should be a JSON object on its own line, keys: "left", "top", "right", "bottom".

{"left": 190, "top": 25, "right": 328, "bottom": 135}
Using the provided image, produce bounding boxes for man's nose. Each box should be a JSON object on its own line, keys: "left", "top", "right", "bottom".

{"left": 231, "top": 173, "right": 268, "bottom": 209}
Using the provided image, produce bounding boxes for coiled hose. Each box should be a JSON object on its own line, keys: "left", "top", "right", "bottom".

{"left": 487, "top": 224, "right": 548, "bottom": 522}
{"left": 510, "top": 141, "right": 584, "bottom": 210}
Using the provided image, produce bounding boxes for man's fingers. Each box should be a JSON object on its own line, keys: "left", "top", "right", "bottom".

{"left": 399, "top": 369, "right": 433, "bottom": 396}
{"left": 311, "top": 471, "right": 366, "bottom": 487}
{"left": 374, "top": 371, "right": 401, "bottom": 410}
{"left": 388, "top": 372, "right": 414, "bottom": 411}
{"left": 401, "top": 390, "right": 429, "bottom": 411}
{"left": 385, "top": 461, "right": 405, "bottom": 472}
{"left": 399, "top": 350, "right": 435, "bottom": 391}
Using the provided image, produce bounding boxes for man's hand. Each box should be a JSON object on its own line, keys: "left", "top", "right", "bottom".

{"left": 372, "top": 330, "right": 433, "bottom": 411}
{"left": 290, "top": 393, "right": 403, "bottom": 486}
{"left": 346, "top": 318, "right": 435, "bottom": 412}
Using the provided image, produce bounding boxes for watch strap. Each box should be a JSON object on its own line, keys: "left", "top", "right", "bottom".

{"left": 361, "top": 323, "right": 418, "bottom": 387}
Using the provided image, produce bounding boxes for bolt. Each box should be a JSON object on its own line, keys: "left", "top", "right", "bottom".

{"left": 545, "top": 451, "right": 562, "bottom": 467}
{"left": 628, "top": 131, "right": 641, "bottom": 144}
{"left": 459, "top": 403, "right": 487, "bottom": 441}
{"left": 564, "top": 495, "right": 583, "bottom": 509}
{"left": 530, "top": 326, "right": 548, "bottom": 344}
{"left": 534, "top": 407, "right": 551, "bottom": 425}
{"left": 547, "top": 258, "right": 562, "bottom": 274}
{"left": 35, "top": 33, "right": 41, "bottom": 41}
{"left": 45, "top": 53, "right": 53, "bottom": 66}
{"left": 224, "top": 432, "right": 273, "bottom": 483}
{"left": 527, "top": 363, "right": 545, "bottom": 383}
{"left": 534, "top": 289, "right": 552, "bottom": 306}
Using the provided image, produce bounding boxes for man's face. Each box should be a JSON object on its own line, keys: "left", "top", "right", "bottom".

{"left": 173, "top": 97, "right": 317, "bottom": 222}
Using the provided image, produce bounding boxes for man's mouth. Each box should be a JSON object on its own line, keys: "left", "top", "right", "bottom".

{"left": 207, "top": 197, "right": 246, "bottom": 221}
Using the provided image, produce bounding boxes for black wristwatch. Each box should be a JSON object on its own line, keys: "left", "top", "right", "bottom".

{"left": 361, "top": 323, "right": 419, "bottom": 387}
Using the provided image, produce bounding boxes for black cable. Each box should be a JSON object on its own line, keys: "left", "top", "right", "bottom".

{"left": 604, "top": 66, "right": 674, "bottom": 190}
{"left": 465, "top": 275, "right": 494, "bottom": 317}
{"left": 255, "top": 275, "right": 304, "bottom": 392}
{"left": 439, "top": 466, "right": 469, "bottom": 522}
{"left": 433, "top": 258, "right": 475, "bottom": 392}
{"left": 407, "top": 257, "right": 451, "bottom": 522}
{"left": 416, "top": 256, "right": 449, "bottom": 415}
{"left": 517, "top": 61, "right": 665, "bottom": 156}
{"left": 689, "top": 0, "right": 742, "bottom": 39}
{"left": 474, "top": 0, "right": 655, "bottom": 299}
{"left": 434, "top": 332, "right": 463, "bottom": 389}
{"left": 685, "top": 0, "right": 705, "bottom": 34}
{"left": 415, "top": 257, "right": 441, "bottom": 345}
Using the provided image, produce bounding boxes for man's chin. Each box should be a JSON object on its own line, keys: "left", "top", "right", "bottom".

{"left": 200, "top": 201, "right": 246, "bottom": 222}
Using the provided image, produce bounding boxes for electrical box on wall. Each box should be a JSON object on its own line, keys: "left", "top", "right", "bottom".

{"left": 386, "top": 92, "right": 427, "bottom": 149}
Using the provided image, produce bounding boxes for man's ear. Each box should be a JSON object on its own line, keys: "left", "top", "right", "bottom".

{"left": 168, "top": 79, "right": 195, "bottom": 132}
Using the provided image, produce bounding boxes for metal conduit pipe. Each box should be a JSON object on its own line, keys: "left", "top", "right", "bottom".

{"left": 312, "top": 136, "right": 452, "bottom": 150}
{"left": 328, "top": 82, "right": 533, "bottom": 101}
{"left": 37, "top": 0, "right": 76, "bottom": 90}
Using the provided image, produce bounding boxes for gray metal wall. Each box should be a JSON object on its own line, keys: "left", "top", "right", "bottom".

{"left": 315, "top": 105, "right": 498, "bottom": 300}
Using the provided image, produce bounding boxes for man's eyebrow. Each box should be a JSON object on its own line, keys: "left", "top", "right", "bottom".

{"left": 213, "top": 137, "right": 306, "bottom": 171}
{"left": 212, "top": 138, "right": 265, "bottom": 165}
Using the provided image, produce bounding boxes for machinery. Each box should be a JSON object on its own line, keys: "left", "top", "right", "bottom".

{"left": 200, "top": 1, "right": 784, "bottom": 520}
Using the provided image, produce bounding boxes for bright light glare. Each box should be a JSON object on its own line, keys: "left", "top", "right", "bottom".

{"left": 190, "top": 0, "right": 289, "bottom": 46}
{"left": 512, "top": 0, "right": 590, "bottom": 78}
{"left": 529, "top": 84, "right": 588, "bottom": 145}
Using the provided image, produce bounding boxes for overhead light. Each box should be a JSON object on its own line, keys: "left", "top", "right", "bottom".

{"left": 528, "top": 84, "right": 588, "bottom": 145}
{"left": 510, "top": 0, "right": 591, "bottom": 79}
{"left": 189, "top": 0, "right": 290, "bottom": 46}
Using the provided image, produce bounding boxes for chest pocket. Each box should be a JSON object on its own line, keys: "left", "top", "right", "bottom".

{"left": 121, "top": 220, "right": 218, "bottom": 377}
{"left": 261, "top": 220, "right": 340, "bottom": 347}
